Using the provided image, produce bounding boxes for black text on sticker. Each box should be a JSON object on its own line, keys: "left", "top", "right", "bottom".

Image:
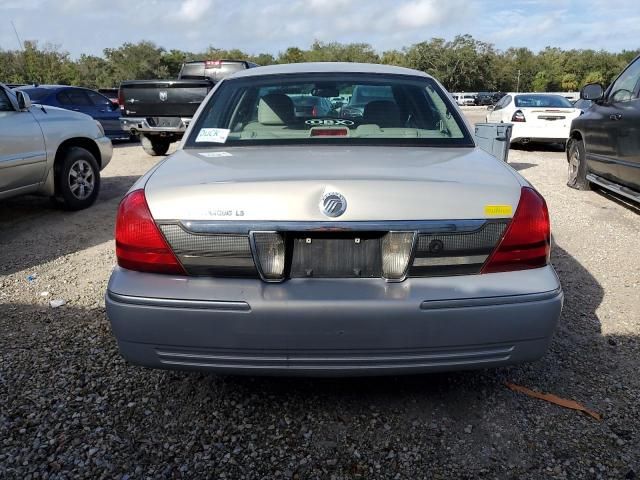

{"left": 305, "top": 119, "right": 355, "bottom": 126}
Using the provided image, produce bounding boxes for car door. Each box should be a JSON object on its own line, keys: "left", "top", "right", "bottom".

{"left": 583, "top": 59, "right": 640, "bottom": 182}
{"left": 57, "top": 88, "right": 95, "bottom": 117}
{"left": 0, "top": 87, "right": 47, "bottom": 196}
{"left": 86, "top": 90, "right": 121, "bottom": 137}
{"left": 604, "top": 58, "right": 640, "bottom": 190}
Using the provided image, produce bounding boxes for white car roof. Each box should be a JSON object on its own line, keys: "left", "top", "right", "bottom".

{"left": 230, "top": 62, "right": 433, "bottom": 79}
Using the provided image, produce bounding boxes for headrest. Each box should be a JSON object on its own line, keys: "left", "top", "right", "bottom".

{"left": 362, "top": 100, "right": 402, "bottom": 128}
{"left": 258, "top": 93, "right": 295, "bottom": 125}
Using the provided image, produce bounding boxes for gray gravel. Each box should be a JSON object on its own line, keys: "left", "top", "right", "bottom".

{"left": 1, "top": 128, "right": 639, "bottom": 479}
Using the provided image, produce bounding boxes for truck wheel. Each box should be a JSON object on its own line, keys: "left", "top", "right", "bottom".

{"left": 54, "top": 147, "right": 101, "bottom": 210}
{"left": 567, "top": 139, "right": 590, "bottom": 191}
{"left": 140, "top": 135, "right": 170, "bottom": 156}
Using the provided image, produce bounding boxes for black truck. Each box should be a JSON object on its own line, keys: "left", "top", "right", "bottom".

{"left": 119, "top": 60, "right": 258, "bottom": 156}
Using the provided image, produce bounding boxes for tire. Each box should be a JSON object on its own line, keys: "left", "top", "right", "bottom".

{"left": 567, "top": 139, "right": 591, "bottom": 190}
{"left": 54, "top": 147, "right": 101, "bottom": 210}
{"left": 140, "top": 135, "right": 170, "bottom": 156}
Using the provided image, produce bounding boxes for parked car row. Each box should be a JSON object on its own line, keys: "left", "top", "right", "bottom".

{"left": 452, "top": 92, "right": 506, "bottom": 107}
{"left": 14, "top": 85, "right": 129, "bottom": 140}
{"left": 3, "top": 56, "right": 639, "bottom": 378}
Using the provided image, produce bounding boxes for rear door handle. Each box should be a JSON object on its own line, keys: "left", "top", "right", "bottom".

{"left": 609, "top": 113, "right": 622, "bottom": 120}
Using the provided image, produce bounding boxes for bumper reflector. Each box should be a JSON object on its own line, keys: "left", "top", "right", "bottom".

{"left": 251, "top": 232, "right": 286, "bottom": 281}
{"left": 381, "top": 232, "right": 415, "bottom": 280}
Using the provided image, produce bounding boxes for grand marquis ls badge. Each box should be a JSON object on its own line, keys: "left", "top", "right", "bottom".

{"left": 320, "top": 192, "right": 347, "bottom": 218}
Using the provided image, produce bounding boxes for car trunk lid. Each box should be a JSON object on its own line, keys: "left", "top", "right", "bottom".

{"left": 144, "top": 146, "right": 522, "bottom": 222}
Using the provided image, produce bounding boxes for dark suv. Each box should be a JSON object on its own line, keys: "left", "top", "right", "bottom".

{"left": 567, "top": 55, "right": 640, "bottom": 203}
{"left": 475, "top": 92, "right": 494, "bottom": 106}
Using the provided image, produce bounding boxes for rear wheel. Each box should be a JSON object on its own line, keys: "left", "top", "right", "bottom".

{"left": 567, "top": 139, "right": 590, "bottom": 190}
{"left": 140, "top": 135, "right": 170, "bottom": 156}
{"left": 53, "top": 147, "right": 101, "bottom": 210}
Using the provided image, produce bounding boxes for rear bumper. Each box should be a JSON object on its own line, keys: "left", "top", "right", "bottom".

{"left": 120, "top": 116, "right": 190, "bottom": 134}
{"left": 510, "top": 123, "right": 571, "bottom": 143}
{"left": 106, "top": 266, "right": 563, "bottom": 376}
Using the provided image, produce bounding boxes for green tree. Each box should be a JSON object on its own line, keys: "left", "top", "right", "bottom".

{"left": 1, "top": 37, "right": 638, "bottom": 93}
{"left": 583, "top": 71, "right": 605, "bottom": 85}
{"left": 380, "top": 49, "right": 406, "bottom": 67}
{"left": 278, "top": 47, "right": 305, "bottom": 63}
{"left": 532, "top": 71, "right": 550, "bottom": 91}
{"left": 102, "top": 41, "right": 169, "bottom": 83}
{"left": 561, "top": 73, "right": 579, "bottom": 91}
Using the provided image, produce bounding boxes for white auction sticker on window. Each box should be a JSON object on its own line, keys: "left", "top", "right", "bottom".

{"left": 199, "top": 151, "right": 233, "bottom": 158}
{"left": 195, "top": 128, "right": 230, "bottom": 143}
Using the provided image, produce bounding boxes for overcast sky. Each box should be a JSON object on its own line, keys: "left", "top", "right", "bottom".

{"left": 1, "top": 0, "right": 638, "bottom": 57}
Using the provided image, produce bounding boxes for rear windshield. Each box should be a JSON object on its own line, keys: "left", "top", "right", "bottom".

{"left": 514, "top": 94, "right": 573, "bottom": 108}
{"left": 185, "top": 73, "right": 473, "bottom": 148}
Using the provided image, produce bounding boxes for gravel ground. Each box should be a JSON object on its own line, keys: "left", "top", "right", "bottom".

{"left": 1, "top": 120, "right": 639, "bottom": 479}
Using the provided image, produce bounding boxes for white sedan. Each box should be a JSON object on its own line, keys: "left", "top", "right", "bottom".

{"left": 486, "top": 93, "right": 580, "bottom": 144}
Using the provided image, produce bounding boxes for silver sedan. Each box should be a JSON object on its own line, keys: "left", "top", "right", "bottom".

{"left": 106, "top": 63, "right": 562, "bottom": 376}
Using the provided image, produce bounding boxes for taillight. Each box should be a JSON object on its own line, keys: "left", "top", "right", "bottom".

{"left": 205, "top": 60, "right": 222, "bottom": 68}
{"left": 511, "top": 110, "right": 526, "bottom": 122}
{"left": 115, "top": 190, "right": 185, "bottom": 275}
{"left": 309, "top": 128, "right": 349, "bottom": 137}
{"left": 481, "top": 187, "right": 550, "bottom": 274}
{"left": 118, "top": 89, "right": 124, "bottom": 110}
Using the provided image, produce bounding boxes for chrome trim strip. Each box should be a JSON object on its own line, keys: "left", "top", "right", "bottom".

{"left": 156, "top": 346, "right": 514, "bottom": 363}
{"left": 157, "top": 356, "right": 511, "bottom": 370}
{"left": 413, "top": 254, "right": 488, "bottom": 267}
{"left": 420, "top": 288, "right": 562, "bottom": 310}
{"left": 180, "top": 219, "right": 489, "bottom": 235}
{"left": 107, "top": 291, "right": 250, "bottom": 311}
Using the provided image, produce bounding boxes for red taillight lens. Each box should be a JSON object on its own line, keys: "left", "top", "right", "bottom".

{"left": 115, "top": 190, "right": 185, "bottom": 275}
{"left": 310, "top": 128, "right": 349, "bottom": 137}
{"left": 117, "top": 89, "right": 124, "bottom": 110}
{"left": 511, "top": 110, "right": 526, "bottom": 122}
{"left": 481, "top": 187, "right": 550, "bottom": 274}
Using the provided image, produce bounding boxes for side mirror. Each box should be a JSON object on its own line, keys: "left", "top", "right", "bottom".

{"left": 110, "top": 101, "right": 119, "bottom": 110}
{"left": 16, "top": 91, "right": 32, "bottom": 111}
{"left": 581, "top": 83, "right": 604, "bottom": 101}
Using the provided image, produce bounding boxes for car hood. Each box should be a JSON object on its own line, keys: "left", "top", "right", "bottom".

{"left": 144, "top": 146, "right": 524, "bottom": 221}
{"left": 32, "top": 103, "right": 93, "bottom": 121}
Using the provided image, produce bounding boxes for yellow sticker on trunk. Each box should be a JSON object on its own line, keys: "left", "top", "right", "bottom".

{"left": 485, "top": 205, "right": 513, "bottom": 216}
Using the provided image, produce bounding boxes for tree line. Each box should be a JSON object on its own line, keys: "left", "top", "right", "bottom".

{"left": 1, "top": 35, "right": 638, "bottom": 92}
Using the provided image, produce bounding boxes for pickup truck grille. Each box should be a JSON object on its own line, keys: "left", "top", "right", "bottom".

{"left": 158, "top": 221, "right": 508, "bottom": 280}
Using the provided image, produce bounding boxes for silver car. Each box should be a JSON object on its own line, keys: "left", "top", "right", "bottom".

{"left": 0, "top": 84, "right": 113, "bottom": 210}
{"left": 106, "top": 63, "right": 562, "bottom": 376}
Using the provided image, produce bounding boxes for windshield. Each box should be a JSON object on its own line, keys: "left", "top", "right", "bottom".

{"left": 514, "top": 94, "right": 573, "bottom": 108}
{"left": 185, "top": 73, "right": 473, "bottom": 148}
